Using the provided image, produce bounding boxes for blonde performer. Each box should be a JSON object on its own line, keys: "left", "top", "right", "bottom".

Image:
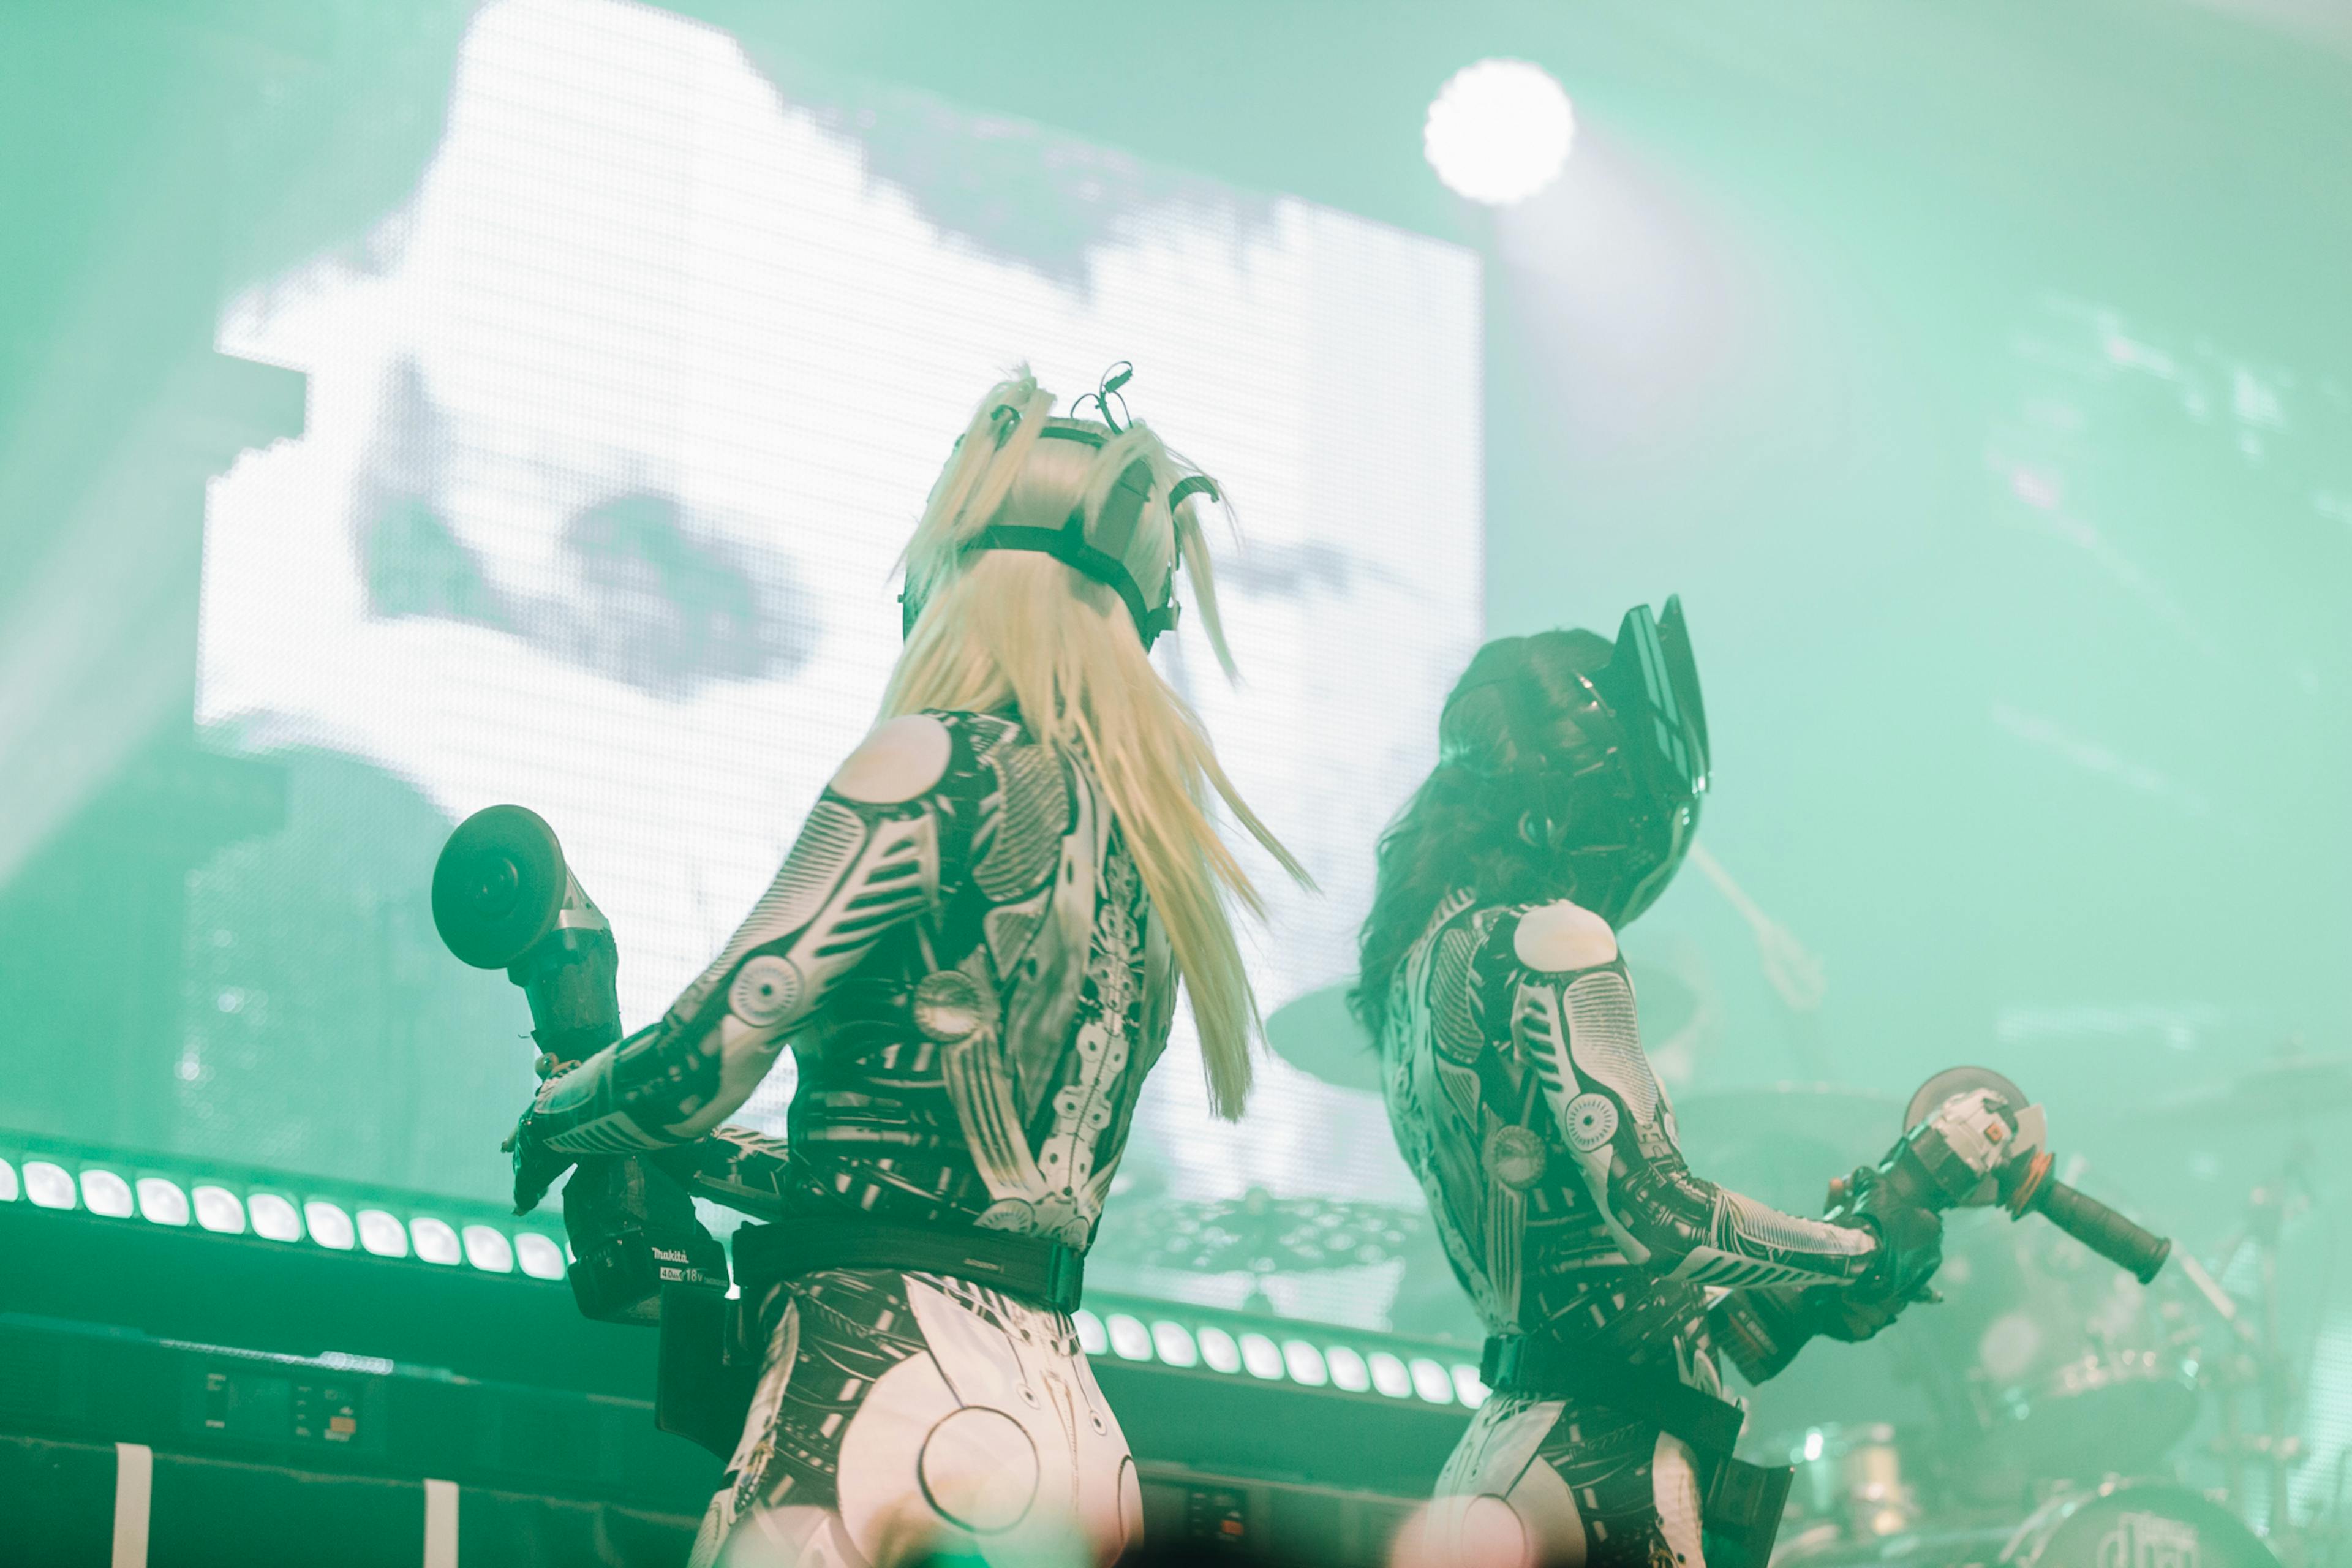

{"left": 505, "top": 365, "right": 1303, "bottom": 1566}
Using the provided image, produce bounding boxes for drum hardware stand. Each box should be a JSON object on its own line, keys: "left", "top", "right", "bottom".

{"left": 2187, "top": 1147, "right": 2313, "bottom": 1549}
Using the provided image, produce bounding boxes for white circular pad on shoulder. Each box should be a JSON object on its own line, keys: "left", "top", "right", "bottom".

{"left": 829, "top": 714, "right": 951, "bottom": 804}
{"left": 1513, "top": 900, "right": 1618, "bottom": 973}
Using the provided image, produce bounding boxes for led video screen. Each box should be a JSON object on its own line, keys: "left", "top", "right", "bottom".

{"left": 192, "top": 0, "right": 1480, "bottom": 1327}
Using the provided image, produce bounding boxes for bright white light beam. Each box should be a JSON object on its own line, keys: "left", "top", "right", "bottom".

{"left": 1424, "top": 59, "right": 1576, "bottom": 206}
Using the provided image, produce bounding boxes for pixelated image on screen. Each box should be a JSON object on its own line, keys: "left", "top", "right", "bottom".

{"left": 190, "top": 0, "right": 1480, "bottom": 1328}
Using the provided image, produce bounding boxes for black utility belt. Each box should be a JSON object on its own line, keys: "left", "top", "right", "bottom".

{"left": 656, "top": 1216, "right": 1090, "bottom": 1462}
{"left": 1482, "top": 1335, "right": 1793, "bottom": 1568}
{"left": 732, "top": 1214, "right": 1087, "bottom": 1315}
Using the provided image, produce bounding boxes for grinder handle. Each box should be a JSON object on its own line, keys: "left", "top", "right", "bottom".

{"left": 2029, "top": 1176, "right": 2171, "bottom": 1284}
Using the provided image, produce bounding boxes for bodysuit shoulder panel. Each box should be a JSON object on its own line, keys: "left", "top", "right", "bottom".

{"left": 829, "top": 714, "right": 952, "bottom": 804}
{"left": 1510, "top": 899, "right": 1618, "bottom": 974}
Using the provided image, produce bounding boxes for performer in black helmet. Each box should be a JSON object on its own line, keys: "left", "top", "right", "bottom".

{"left": 1358, "top": 605, "right": 1941, "bottom": 1568}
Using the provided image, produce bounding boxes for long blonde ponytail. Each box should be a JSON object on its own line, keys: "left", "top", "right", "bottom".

{"left": 883, "top": 368, "right": 1306, "bottom": 1119}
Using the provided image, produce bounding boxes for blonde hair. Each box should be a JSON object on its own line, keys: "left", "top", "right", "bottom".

{"left": 884, "top": 368, "right": 1307, "bottom": 1118}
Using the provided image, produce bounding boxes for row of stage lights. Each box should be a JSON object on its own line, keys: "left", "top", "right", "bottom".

{"left": 1, "top": 1148, "right": 1491, "bottom": 1411}
{"left": 0, "top": 1152, "right": 569, "bottom": 1280}
{"left": 1072, "top": 1308, "right": 1488, "bottom": 1411}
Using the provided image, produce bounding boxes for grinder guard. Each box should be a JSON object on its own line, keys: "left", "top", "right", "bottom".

{"left": 432, "top": 804, "right": 728, "bottom": 1324}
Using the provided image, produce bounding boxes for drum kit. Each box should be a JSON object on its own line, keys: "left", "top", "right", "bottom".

{"left": 1679, "top": 1052, "right": 2352, "bottom": 1568}
{"left": 1246, "top": 980, "right": 2352, "bottom": 1568}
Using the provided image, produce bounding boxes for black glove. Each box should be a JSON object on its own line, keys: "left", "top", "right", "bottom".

{"left": 503, "top": 1097, "right": 577, "bottom": 1216}
{"left": 1815, "top": 1171, "right": 1943, "bottom": 1342}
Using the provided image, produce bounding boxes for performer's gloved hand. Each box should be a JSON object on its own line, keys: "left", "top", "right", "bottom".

{"left": 1817, "top": 1171, "right": 1943, "bottom": 1343}
{"left": 502, "top": 1090, "right": 576, "bottom": 1216}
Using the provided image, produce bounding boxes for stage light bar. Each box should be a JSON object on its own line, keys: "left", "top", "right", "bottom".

{"left": 304, "top": 1200, "right": 356, "bottom": 1251}
{"left": 410, "top": 1217, "right": 462, "bottom": 1266}
{"left": 249, "top": 1193, "right": 302, "bottom": 1242}
{"left": 356, "top": 1210, "right": 409, "bottom": 1258}
{"left": 26, "top": 1161, "right": 74, "bottom": 1209}
{"left": 2, "top": 1140, "right": 567, "bottom": 1286}
{"left": 1150, "top": 1320, "right": 1198, "bottom": 1368}
{"left": 81, "top": 1169, "right": 135, "bottom": 1218}
{"left": 193, "top": 1186, "right": 245, "bottom": 1234}
{"left": 137, "top": 1177, "right": 190, "bottom": 1226}
{"left": 0, "top": 1139, "right": 1493, "bottom": 1409}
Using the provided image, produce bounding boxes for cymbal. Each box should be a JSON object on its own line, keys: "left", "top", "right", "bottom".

{"left": 2150, "top": 1052, "right": 2352, "bottom": 1127}
{"left": 1090, "top": 1187, "right": 1423, "bottom": 1275}
{"left": 1264, "top": 962, "right": 1703, "bottom": 1094}
{"left": 1262, "top": 982, "right": 1380, "bottom": 1092}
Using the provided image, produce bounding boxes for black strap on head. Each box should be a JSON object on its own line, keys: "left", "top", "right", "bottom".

{"left": 957, "top": 421, "right": 1183, "bottom": 650}
{"left": 1069, "top": 362, "right": 1134, "bottom": 434}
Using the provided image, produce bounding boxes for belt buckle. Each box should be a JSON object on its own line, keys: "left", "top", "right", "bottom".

{"left": 1043, "top": 1244, "right": 1085, "bottom": 1314}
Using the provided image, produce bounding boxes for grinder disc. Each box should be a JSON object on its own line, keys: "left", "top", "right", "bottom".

{"left": 431, "top": 804, "right": 567, "bottom": 970}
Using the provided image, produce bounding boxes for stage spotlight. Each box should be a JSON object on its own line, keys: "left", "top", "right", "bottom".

{"left": 1238, "top": 1332, "right": 1285, "bottom": 1381}
{"left": 192, "top": 1186, "right": 246, "bottom": 1234}
{"left": 1072, "top": 1309, "right": 1109, "bottom": 1357}
{"left": 1196, "top": 1325, "right": 1243, "bottom": 1375}
{"left": 1281, "top": 1340, "right": 1329, "bottom": 1387}
{"left": 461, "top": 1224, "right": 514, "bottom": 1273}
{"left": 1451, "top": 1365, "right": 1490, "bottom": 1408}
{"left": 249, "top": 1193, "right": 303, "bottom": 1242}
{"left": 135, "top": 1177, "right": 190, "bottom": 1226}
{"left": 0, "top": 1159, "right": 15, "bottom": 1202}
{"left": 410, "top": 1216, "right": 462, "bottom": 1265}
{"left": 82, "top": 1169, "right": 135, "bottom": 1218}
{"left": 1324, "top": 1345, "right": 1371, "bottom": 1393}
{"left": 1423, "top": 59, "right": 1575, "bottom": 205}
{"left": 514, "top": 1232, "right": 567, "bottom": 1280}
{"left": 1366, "top": 1351, "right": 1414, "bottom": 1400}
{"left": 1106, "top": 1313, "right": 1154, "bottom": 1362}
{"left": 1409, "top": 1356, "right": 1457, "bottom": 1404}
{"left": 305, "top": 1200, "right": 356, "bottom": 1250}
{"left": 357, "top": 1208, "right": 409, "bottom": 1257}
{"left": 1150, "top": 1320, "right": 1199, "bottom": 1368}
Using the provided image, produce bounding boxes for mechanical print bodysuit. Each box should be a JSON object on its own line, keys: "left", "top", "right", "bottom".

{"left": 1381, "top": 894, "right": 1877, "bottom": 1568}
{"left": 519, "top": 709, "right": 1172, "bottom": 1567}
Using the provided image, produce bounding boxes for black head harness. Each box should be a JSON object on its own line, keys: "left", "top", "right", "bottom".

{"left": 905, "top": 364, "right": 1216, "bottom": 652}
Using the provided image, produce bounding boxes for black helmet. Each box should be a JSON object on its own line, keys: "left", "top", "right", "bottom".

{"left": 1440, "top": 598, "right": 1709, "bottom": 926}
